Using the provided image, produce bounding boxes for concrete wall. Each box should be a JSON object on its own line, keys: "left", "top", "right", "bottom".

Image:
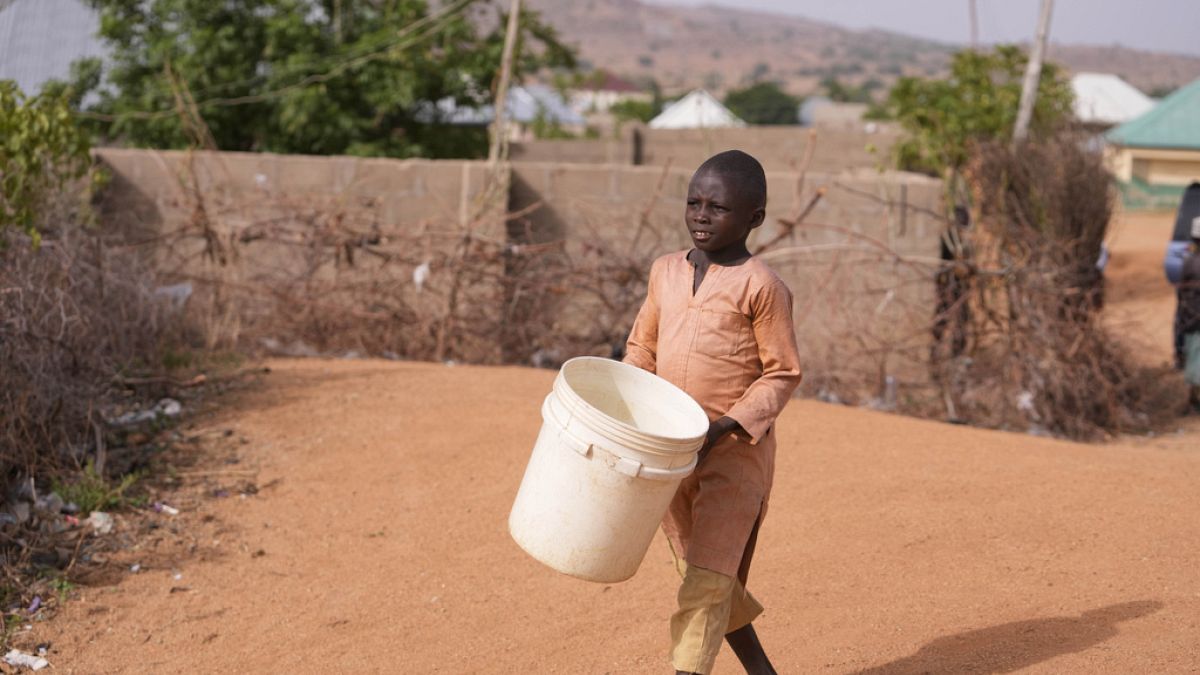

{"left": 510, "top": 124, "right": 900, "bottom": 173}
{"left": 509, "top": 137, "right": 633, "bottom": 164}
{"left": 95, "top": 148, "right": 508, "bottom": 360}
{"left": 509, "top": 162, "right": 944, "bottom": 391}
{"left": 95, "top": 148, "right": 945, "bottom": 391}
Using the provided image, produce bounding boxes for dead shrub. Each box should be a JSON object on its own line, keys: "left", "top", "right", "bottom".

{"left": 935, "top": 136, "right": 1185, "bottom": 439}
{"left": 0, "top": 224, "right": 183, "bottom": 482}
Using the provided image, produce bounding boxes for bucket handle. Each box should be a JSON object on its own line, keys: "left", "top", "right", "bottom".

{"left": 543, "top": 395, "right": 696, "bottom": 482}
{"left": 612, "top": 454, "right": 697, "bottom": 481}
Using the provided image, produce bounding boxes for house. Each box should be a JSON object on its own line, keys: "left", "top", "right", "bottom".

{"left": 1070, "top": 73, "right": 1154, "bottom": 129}
{"left": 1106, "top": 78, "right": 1200, "bottom": 208}
{"left": 0, "top": 0, "right": 107, "bottom": 96}
{"left": 569, "top": 70, "right": 649, "bottom": 115}
{"left": 648, "top": 89, "right": 744, "bottom": 129}
{"left": 432, "top": 85, "right": 586, "bottom": 141}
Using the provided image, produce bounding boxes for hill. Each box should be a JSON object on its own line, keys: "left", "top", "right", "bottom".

{"left": 528, "top": 0, "right": 1200, "bottom": 97}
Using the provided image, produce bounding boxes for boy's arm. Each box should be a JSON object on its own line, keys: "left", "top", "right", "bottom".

{"left": 622, "top": 262, "right": 660, "bottom": 373}
{"left": 724, "top": 279, "right": 803, "bottom": 444}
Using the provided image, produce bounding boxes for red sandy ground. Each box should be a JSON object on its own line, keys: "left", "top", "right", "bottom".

{"left": 29, "top": 212, "right": 1200, "bottom": 673}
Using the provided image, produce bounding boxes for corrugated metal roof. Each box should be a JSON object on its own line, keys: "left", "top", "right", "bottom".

{"left": 0, "top": 0, "right": 107, "bottom": 96}
{"left": 1071, "top": 73, "right": 1154, "bottom": 126}
{"left": 1107, "top": 78, "right": 1200, "bottom": 150}
{"left": 433, "top": 85, "right": 585, "bottom": 126}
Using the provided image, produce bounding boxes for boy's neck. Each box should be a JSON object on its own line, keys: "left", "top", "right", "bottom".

{"left": 690, "top": 242, "right": 753, "bottom": 268}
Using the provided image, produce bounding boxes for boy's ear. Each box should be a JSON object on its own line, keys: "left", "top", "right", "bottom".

{"left": 749, "top": 207, "right": 766, "bottom": 230}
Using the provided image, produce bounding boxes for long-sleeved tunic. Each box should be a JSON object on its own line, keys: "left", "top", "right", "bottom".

{"left": 624, "top": 250, "right": 802, "bottom": 578}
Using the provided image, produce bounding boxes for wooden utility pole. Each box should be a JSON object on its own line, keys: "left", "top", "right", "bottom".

{"left": 968, "top": 0, "right": 979, "bottom": 48}
{"left": 1012, "top": 0, "right": 1054, "bottom": 144}
{"left": 487, "top": 0, "right": 521, "bottom": 165}
{"left": 435, "top": 0, "right": 521, "bottom": 363}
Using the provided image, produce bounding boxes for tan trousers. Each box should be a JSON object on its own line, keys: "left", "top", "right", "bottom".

{"left": 669, "top": 548, "right": 764, "bottom": 674}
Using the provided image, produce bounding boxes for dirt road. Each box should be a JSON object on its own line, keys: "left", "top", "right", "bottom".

{"left": 32, "top": 212, "right": 1200, "bottom": 673}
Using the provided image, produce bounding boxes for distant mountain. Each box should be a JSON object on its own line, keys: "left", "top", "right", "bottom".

{"left": 527, "top": 0, "right": 1200, "bottom": 97}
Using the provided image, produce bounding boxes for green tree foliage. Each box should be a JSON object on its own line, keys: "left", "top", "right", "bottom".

{"left": 821, "top": 76, "right": 872, "bottom": 104}
{"left": 609, "top": 99, "right": 656, "bottom": 124}
{"left": 0, "top": 82, "right": 93, "bottom": 245}
{"left": 723, "top": 82, "right": 798, "bottom": 125}
{"left": 69, "top": 0, "right": 575, "bottom": 158}
{"left": 878, "top": 46, "right": 1074, "bottom": 175}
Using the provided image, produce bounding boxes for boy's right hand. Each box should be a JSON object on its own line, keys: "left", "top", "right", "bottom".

{"left": 696, "top": 416, "right": 742, "bottom": 467}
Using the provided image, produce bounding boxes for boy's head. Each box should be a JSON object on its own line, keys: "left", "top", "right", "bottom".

{"left": 686, "top": 150, "right": 767, "bottom": 254}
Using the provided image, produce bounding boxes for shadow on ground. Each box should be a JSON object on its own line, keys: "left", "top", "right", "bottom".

{"left": 852, "top": 600, "right": 1163, "bottom": 674}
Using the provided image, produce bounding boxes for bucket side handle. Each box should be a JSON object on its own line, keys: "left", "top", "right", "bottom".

{"left": 558, "top": 427, "right": 593, "bottom": 458}
{"left": 543, "top": 394, "right": 592, "bottom": 458}
{"left": 614, "top": 455, "right": 698, "bottom": 481}
{"left": 543, "top": 394, "right": 697, "bottom": 481}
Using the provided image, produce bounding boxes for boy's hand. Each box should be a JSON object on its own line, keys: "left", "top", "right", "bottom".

{"left": 696, "top": 416, "right": 743, "bottom": 467}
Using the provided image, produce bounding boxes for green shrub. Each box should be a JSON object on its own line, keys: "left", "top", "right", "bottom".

{"left": 0, "top": 81, "right": 92, "bottom": 246}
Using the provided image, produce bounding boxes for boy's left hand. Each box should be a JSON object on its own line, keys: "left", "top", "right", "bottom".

{"left": 697, "top": 416, "right": 743, "bottom": 467}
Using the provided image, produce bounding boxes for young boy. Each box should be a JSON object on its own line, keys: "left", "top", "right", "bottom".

{"left": 623, "top": 150, "right": 803, "bottom": 674}
{"left": 1176, "top": 216, "right": 1200, "bottom": 412}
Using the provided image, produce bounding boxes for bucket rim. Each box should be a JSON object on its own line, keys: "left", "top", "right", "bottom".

{"left": 555, "top": 356, "right": 709, "bottom": 449}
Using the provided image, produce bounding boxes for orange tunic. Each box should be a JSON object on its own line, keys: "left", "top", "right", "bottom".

{"left": 624, "top": 250, "right": 802, "bottom": 578}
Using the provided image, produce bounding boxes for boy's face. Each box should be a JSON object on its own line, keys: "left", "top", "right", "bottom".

{"left": 685, "top": 170, "right": 765, "bottom": 254}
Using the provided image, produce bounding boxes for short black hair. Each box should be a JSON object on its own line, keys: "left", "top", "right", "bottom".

{"left": 695, "top": 150, "right": 767, "bottom": 209}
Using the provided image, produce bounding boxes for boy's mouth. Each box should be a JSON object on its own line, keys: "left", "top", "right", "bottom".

{"left": 691, "top": 230, "right": 713, "bottom": 243}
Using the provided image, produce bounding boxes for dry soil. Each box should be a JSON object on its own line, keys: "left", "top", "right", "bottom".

{"left": 28, "top": 211, "right": 1200, "bottom": 673}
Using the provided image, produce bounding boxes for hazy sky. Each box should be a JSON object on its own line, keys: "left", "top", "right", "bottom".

{"left": 648, "top": 0, "right": 1200, "bottom": 57}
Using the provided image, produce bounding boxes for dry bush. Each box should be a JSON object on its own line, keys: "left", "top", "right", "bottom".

{"left": 0, "top": 224, "right": 182, "bottom": 482}
{"left": 935, "top": 137, "right": 1184, "bottom": 439}
{"left": 136, "top": 156, "right": 667, "bottom": 366}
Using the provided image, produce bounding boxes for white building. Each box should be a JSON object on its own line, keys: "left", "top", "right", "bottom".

{"left": 648, "top": 89, "right": 745, "bottom": 130}
{"left": 569, "top": 71, "right": 649, "bottom": 115}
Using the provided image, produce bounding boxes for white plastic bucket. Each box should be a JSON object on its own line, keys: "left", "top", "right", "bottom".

{"left": 509, "top": 357, "right": 709, "bottom": 583}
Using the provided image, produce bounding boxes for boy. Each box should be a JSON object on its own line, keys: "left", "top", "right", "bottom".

{"left": 624, "top": 150, "right": 803, "bottom": 674}
{"left": 1177, "top": 216, "right": 1200, "bottom": 412}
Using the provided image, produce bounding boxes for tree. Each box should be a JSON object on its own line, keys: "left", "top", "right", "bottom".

{"left": 821, "top": 76, "right": 871, "bottom": 104}
{"left": 609, "top": 99, "right": 656, "bottom": 124}
{"left": 878, "top": 45, "right": 1073, "bottom": 176}
{"left": 0, "top": 82, "right": 93, "bottom": 245}
{"left": 67, "top": 0, "right": 575, "bottom": 159}
{"left": 723, "top": 82, "right": 798, "bottom": 126}
{"left": 1147, "top": 84, "right": 1176, "bottom": 99}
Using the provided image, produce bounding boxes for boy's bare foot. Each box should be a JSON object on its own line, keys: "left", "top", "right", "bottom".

{"left": 726, "top": 623, "right": 778, "bottom": 675}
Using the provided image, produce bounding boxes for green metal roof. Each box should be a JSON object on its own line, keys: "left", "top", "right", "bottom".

{"left": 1107, "top": 78, "right": 1200, "bottom": 150}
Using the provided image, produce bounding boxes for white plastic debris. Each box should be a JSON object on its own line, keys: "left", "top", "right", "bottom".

{"left": 85, "top": 511, "right": 114, "bottom": 535}
{"left": 4, "top": 649, "right": 49, "bottom": 671}
{"left": 130, "top": 563, "right": 142, "bottom": 573}
{"left": 109, "top": 398, "right": 182, "bottom": 427}
{"left": 412, "top": 261, "right": 431, "bottom": 292}
{"left": 254, "top": 173, "right": 269, "bottom": 188}
{"left": 1016, "top": 390, "right": 1036, "bottom": 413}
{"left": 156, "top": 398, "right": 182, "bottom": 417}
{"left": 153, "top": 282, "right": 193, "bottom": 311}
{"left": 159, "top": 503, "right": 180, "bottom": 516}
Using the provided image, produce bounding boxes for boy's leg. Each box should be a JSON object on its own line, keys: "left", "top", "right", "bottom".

{"left": 725, "top": 581, "right": 775, "bottom": 675}
{"left": 671, "top": 560, "right": 735, "bottom": 675}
